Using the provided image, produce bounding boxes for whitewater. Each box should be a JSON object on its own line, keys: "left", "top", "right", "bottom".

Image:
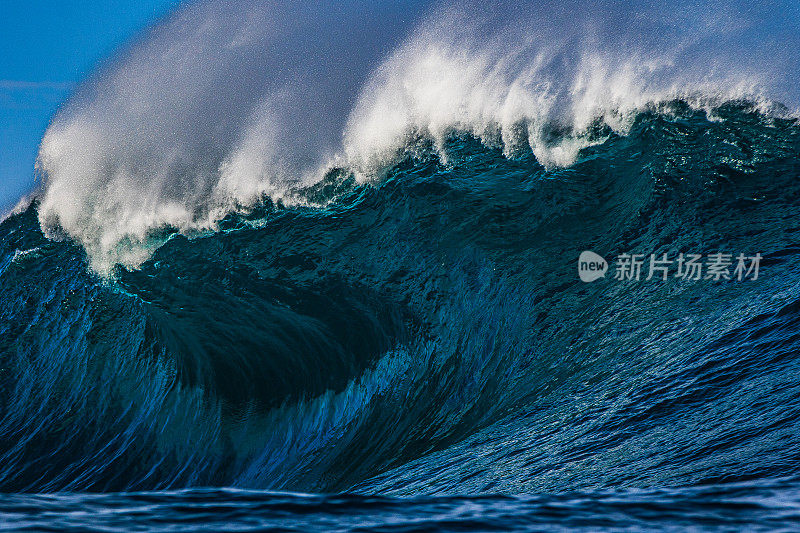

{"left": 2, "top": 0, "right": 800, "bottom": 530}
{"left": 30, "top": 0, "right": 799, "bottom": 273}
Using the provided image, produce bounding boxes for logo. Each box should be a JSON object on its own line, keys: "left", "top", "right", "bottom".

{"left": 578, "top": 251, "right": 761, "bottom": 282}
{"left": 578, "top": 251, "right": 608, "bottom": 282}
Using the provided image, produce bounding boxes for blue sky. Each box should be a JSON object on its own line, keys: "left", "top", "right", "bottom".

{"left": 1, "top": 0, "right": 182, "bottom": 212}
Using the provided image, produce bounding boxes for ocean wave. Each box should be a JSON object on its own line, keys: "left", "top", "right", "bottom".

{"left": 3, "top": 101, "right": 800, "bottom": 494}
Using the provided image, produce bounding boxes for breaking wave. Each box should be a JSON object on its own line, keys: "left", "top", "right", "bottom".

{"left": 32, "top": 0, "right": 800, "bottom": 272}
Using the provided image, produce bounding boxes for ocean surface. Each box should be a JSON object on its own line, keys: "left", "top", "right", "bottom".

{"left": 3, "top": 0, "right": 800, "bottom": 530}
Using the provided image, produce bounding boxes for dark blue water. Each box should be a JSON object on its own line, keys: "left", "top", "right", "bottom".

{"left": 3, "top": 481, "right": 800, "bottom": 532}
{"left": 2, "top": 102, "right": 800, "bottom": 529}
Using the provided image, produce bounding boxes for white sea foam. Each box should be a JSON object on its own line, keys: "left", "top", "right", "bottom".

{"left": 34, "top": 0, "right": 799, "bottom": 273}
{"left": 343, "top": 0, "right": 785, "bottom": 173}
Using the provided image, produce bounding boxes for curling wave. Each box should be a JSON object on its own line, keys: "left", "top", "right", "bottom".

{"left": 3, "top": 100, "right": 800, "bottom": 496}
{"left": 6, "top": 6, "right": 800, "bottom": 530}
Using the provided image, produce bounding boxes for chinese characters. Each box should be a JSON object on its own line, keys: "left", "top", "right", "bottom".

{"left": 612, "top": 253, "right": 761, "bottom": 281}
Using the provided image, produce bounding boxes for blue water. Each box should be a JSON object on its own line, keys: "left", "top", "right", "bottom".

{"left": 3, "top": 481, "right": 800, "bottom": 532}
{"left": 2, "top": 101, "right": 800, "bottom": 529}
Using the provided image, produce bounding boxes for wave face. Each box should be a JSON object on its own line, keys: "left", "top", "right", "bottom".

{"left": 4, "top": 102, "right": 800, "bottom": 499}
{"left": 4, "top": 0, "right": 800, "bottom": 529}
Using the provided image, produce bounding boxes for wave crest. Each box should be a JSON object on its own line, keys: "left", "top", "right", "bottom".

{"left": 35, "top": 0, "right": 800, "bottom": 273}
